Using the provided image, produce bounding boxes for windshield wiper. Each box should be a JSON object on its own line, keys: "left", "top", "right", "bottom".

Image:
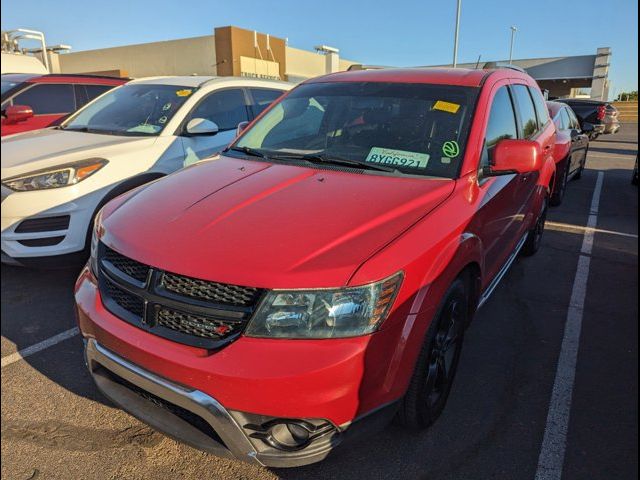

{"left": 224, "top": 146, "right": 271, "bottom": 160}
{"left": 271, "top": 152, "right": 400, "bottom": 173}
{"left": 61, "top": 126, "right": 90, "bottom": 132}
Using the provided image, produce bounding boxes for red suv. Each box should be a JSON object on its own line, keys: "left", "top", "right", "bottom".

{"left": 75, "top": 66, "right": 556, "bottom": 467}
{"left": 1, "top": 74, "right": 127, "bottom": 136}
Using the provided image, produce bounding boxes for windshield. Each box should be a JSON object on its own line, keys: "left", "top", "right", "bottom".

{"left": 63, "top": 84, "right": 195, "bottom": 136}
{"left": 235, "top": 81, "right": 478, "bottom": 178}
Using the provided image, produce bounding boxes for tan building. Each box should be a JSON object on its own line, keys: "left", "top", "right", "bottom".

{"left": 55, "top": 26, "right": 358, "bottom": 82}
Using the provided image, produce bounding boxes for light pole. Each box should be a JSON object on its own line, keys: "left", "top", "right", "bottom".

{"left": 509, "top": 26, "right": 517, "bottom": 65}
{"left": 453, "top": 0, "right": 462, "bottom": 67}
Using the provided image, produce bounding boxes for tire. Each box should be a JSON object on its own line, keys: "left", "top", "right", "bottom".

{"left": 521, "top": 197, "right": 548, "bottom": 257}
{"left": 398, "top": 277, "right": 468, "bottom": 429}
{"left": 550, "top": 159, "right": 569, "bottom": 206}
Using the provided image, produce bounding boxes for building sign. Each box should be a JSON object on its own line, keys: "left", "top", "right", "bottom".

{"left": 239, "top": 56, "right": 280, "bottom": 80}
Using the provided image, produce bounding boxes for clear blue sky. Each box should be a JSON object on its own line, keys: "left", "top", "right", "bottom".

{"left": 2, "top": 0, "right": 637, "bottom": 94}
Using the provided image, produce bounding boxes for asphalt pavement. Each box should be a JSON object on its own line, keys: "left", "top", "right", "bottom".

{"left": 1, "top": 124, "right": 637, "bottom": 480}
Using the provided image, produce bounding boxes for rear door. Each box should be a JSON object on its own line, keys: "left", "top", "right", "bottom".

{"left": 512, "top": 84, "right": 555, "bottom": 234}
{"left": 565, "top": 107, "right": 589, "bottom": 174}
{"left": 1, "top": 83, "right": 76, "bottom": 134}
{"left": 179, "top": 88, "right": 251, "bottom": 165}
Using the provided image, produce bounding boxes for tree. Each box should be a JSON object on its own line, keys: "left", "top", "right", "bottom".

{"left": 616, "top": 91, "right": 638, "bottom": 101}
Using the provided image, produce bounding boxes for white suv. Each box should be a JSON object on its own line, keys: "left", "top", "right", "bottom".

{"left": 1, "top": 76, "right": 291, "bottom": 266}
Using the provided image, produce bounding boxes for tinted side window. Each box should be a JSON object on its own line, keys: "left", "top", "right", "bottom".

{"left": 481, "top": 86, "right": 518, "bottom": 167}
{"left": 529, "top": 86, "right": 549, "bottom": 127}
{"left": 13, "top": 84, "right": 75, "bottom": 114}
{"left": 249, "top": 88, "right": 283, "bottom": 117}
{"left": 512, "top": 84, "right": 538, "bottom": 138}
{"left": 189, "top": 89, "right": 248, "bottom": 131}
{"left": 75, "top": 84, "right": 114, "bottom": 109}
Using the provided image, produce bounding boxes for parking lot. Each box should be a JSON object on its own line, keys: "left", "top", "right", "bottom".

{"left": 1, "top": 124, "right": 637, "bottom": 480}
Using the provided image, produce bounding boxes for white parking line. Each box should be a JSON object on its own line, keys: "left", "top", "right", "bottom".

{"left": 534, "top": 171, "right": 604, "bottom": 480}
{"left": 1, "top": 327, "right": 79, "bottom": 369}
{"left": 546, "top": 221, "right": 638, "bottom": 239}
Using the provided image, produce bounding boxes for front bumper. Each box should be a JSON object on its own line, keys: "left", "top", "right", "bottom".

{"left": 76, "top": 270, "right": 403, "bottom": 466}
{"left": 1, "top": 185, "right": 105, "bottom": 261}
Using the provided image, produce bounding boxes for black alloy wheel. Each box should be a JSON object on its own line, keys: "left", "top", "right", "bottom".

{"left": 550, "top": 159, "right": 570, "bottom": 206}
{"left": 399, "top": 277, "right": 468, "bottom": 429}
{"left": 522, "top": 198, "right": 548, "bottom": 256}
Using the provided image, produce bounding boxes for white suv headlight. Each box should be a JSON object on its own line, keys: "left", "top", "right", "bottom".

{"left": 2, "top": 158, "right": 108, "bottom": 191}
{"left": 245, "top": 273, "right": 403, "bottom": 339}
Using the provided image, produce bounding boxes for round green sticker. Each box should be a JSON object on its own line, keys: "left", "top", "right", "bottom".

{"left": 442, "top": 141, "right": 460, "bottom": 158}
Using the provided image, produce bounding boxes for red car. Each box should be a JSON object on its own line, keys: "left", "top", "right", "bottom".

{"left": 547, "top": 101, "right": 591, "bottom": 206}
{"left": 75, "top": 66, "right": 555, "bottom": 467}
{"left": 1, "top": 74, "right": 127, "bottom": 136}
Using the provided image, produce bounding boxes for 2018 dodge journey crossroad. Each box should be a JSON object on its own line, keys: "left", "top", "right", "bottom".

{"left": 75, "top": 66, "right": 556, "bottom": 467}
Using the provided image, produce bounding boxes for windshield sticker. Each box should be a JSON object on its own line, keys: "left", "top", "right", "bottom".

{"left": 442, "top": 141, "right": 460, "bottom": 158}
{"left": 432, "top": 100, "right": 461, "bottom": 114}
{"left": 365, "top": 147, "right": 429, "bottom": 169}
{"left": 176, "top": 89, "right": 193, "bottom": 97}
{"left": 162, "top": 102, "right": 172, "bottom": 111}
{"left": 158, "top": 116, "right": 168, "bottom": 124}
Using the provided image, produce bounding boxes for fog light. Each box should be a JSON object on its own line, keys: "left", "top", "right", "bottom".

{"left": 269, "top": 422, "right": 310, "bottom": 449}
{"left": 243, "top": 417, "right": 336, "bottom": 452}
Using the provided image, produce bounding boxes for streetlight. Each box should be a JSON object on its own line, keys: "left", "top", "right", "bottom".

{"left": 508, "top": 26, "right": 517, "bottom": 65}
{"left": 453, "top": 0, "right": 462, "bottom": 67}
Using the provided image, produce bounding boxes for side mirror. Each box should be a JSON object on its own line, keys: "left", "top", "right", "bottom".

{"left": 236, "top": 120, "right": 250, "bottom": 137}
{"left": 484, "top": 139, "right": 542, "bottom": 176}
{"left": 4, "top": 105, "right": 34, "bottom": 124}
{"left": 581, "top": 122, "right": 595, "bottom": 134}
{"left": 185, "top": 118, "right": 219, "bottom": 136}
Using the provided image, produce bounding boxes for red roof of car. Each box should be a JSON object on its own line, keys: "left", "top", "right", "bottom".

{"left": 27, "top": 74, "right": 127, "bottom": 86}
{"left": 307, "top": 67, "right": 493, "bottom": 87}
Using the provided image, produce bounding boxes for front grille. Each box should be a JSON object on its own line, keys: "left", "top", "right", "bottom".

{"left": 97, "top": 242, "right": 264, "bottom": 349}
{"left": 157, "top": 308, "right": 240, "bottom": 339}
{"left": 104, "top": 246, "right": 150, "bottom": 283}
{"left": 15, "top": 215, "right": 70, "bottom": 233}
{"left": 103, "top": 277, "right": 145, "bottom": 318}
{"left": 161, "top": 272, "right": 261, "bottom": 306}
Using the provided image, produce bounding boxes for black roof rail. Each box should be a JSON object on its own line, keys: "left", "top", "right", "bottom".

{"left": 482, "top": 61, "right": 526, "bottom": 73}
{"left": 41, "top": 73, "right": 130, "bottom": 80}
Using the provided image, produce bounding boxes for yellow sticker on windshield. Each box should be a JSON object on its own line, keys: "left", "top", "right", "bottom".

{"left": 176, "top": 89, "right": 193, "bottom": 97}
{"left": 432, "top": 100, "right": 461, "bottom": 114}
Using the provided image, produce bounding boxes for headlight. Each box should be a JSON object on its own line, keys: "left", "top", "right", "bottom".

{"left": 89, "top": 208, "right": 104, "bottom": 278}
{"left": 245, "top": 273, "right": 403, "bottom": 339}
{"left": 2, "top": 158, "right": 108, "bottom": 191}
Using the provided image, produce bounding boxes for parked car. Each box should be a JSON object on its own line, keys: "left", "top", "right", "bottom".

{"left": 555, "top": 98, "right": 620, "bottom": 140}
{"left": 1, "top": 73, "right": 127, "bottom": 136}
{"left": 1, "top": 76, "right": 292, "bottom": 267}
{"left": 547, "top": 101, "right": 591, "bottom": 205}
{"left": 75, "top": 66, "right": 556, "bottom": 467}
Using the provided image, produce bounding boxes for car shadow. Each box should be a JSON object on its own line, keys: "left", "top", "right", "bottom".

{"left": 1, "top": 263, "right": 110, "bottom": 406}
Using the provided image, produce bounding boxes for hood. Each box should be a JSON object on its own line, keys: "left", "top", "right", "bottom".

{"left": 1, "top": 128, "right": 156, "bottom": 179}
{"left": 102, "top": 156, "right": 455, "bottom": 288}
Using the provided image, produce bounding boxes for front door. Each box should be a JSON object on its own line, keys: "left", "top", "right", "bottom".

{"left": 180, "top": 88, "right": 250, "bottom": 166}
